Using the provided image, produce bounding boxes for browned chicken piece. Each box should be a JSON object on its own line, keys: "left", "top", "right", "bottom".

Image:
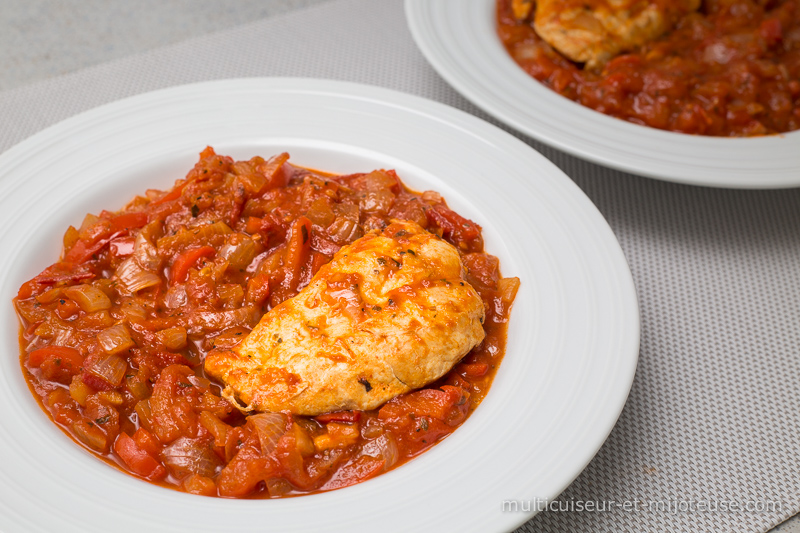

{"left": 204, "top": 220, "right": 485, "bottom": 416}
{"left": 534, "top": 0, "right": 701, "bottom": 69}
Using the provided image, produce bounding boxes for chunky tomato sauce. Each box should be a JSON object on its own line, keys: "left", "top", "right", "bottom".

{"left": 497, "top": 0, "right": 800, "bottom": 136}
{"left": 15, "top": 148, "right": 518, "bottom": 498}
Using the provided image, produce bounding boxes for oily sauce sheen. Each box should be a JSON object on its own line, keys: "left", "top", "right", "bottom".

{"left": 497, "top": 0, "right": 800, "bottom": 136}
{"left": 15, "top": 148, "right": 518, "bottom": 498}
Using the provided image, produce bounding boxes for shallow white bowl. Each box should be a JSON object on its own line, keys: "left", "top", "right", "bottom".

{"left": 0, "top": 78, "right": 639, "bottom": 533}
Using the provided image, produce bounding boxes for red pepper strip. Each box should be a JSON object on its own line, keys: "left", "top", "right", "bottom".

{"left": 245, "top": 272, "right": 271, "bottom": 306}
{"left": 28, "top": 345, "right": 82, "bottom": 369}
{"left": 108, "top": 211, "right": 148, "bottom": 233}
{"left": 17, "top": 264, "right": 96, "bottom": 299}
{"left": 63, "top": 231, "right": 123, "bottom": 264}
{"left": 114, "top": 432, "right": 167, "bottom": 481}
{"left": 282, "top": 217, "right": 312, "bottom": 294}
{"left": 32, "top": 270, "right": 95, "bottom": 284}
{"left": 314, "top": 410, "right": 362, "bottom": 424}
{"left": 170, "top": 246, "right": 216, "bottom": 283}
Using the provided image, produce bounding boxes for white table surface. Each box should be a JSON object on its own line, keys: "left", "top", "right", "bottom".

{"left": 1, "top": 1, "right": 798, "bottom": 532}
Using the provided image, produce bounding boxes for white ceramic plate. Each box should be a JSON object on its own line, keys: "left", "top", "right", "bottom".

{"left": 0, "top": 78, "right": 639, "bottom": 533}
{"left": 405, "top": 0, "right": 800, "bottom": 189}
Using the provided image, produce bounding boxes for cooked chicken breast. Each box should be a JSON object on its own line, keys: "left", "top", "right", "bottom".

{"left": 204, "top": 220, "right": 485, "bottom": 416}
{"left": 534, "top": 0, "right": 700, "bottom": 69}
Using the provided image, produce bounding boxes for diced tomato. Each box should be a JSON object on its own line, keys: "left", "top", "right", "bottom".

{"left": 759, "top": 17, "right": 782, "bottom": 46}
{"left": 81, "top": 371, "right": 113, "bottom": 392}
{"left": 183, "top": 474, "right": 217, "bottom": 496}
{"left": 149, "top": 365, "right": 201, "bottom": 443}
{"left": 133, "top": 427, "right": 162, "bottom": 457}
{"left": 426, "top": 204, "right": 483, "bottom": 251}
{"left": 273, "top": 426, "right": 322, "bottom": 491}
{"left": 217, "top": 447, "right": 270, "bottom": 498}
{"left": 46, "top": 388, "right": 81, "bottom": 426}
{"left": 170, "top": 246, "right": 216, "bottom": 284}
{"left": 114, "top": 432, "right": 167, "bottom": 480}
{"left": 378, "top": 385, "right": 470, "bottom": 451}
{"left": 245, "top": 216, "right": 264, "bottom": 235}
{"left": 28, "top": 346, "right": 83, "bottom": 383}
{"left": 54, "top": 298, "right": 81, "bottom": 320}
{"left": 256, "top": 152, "right": 291, "bottom": 193}
{"left": 459, "top": 362, "right": 490, "bottom": 378}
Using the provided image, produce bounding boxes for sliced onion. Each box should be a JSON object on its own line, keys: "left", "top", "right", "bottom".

{"left": 219, "top": 234, "right": 258, "bottom": 270}
{"left": 133, "top": 233, "right": 161, "bottom": 271}
{"left": 156, "top": 221, "right": 232, "bottom": 257}
{"left": 217, "top": 284, "right": 244, "bottom": 308}
{"left": 115, "top": 257, "right": 161, "bottom": 293}
{"left": 199, "top": 411, "right": 230, "bottom": 448}
{"left": 97, "top": 324, "right": 136, "bottom": 355}
{"left": 89, "top": 353, "right": 128, "bottom": 386}
{"left": 16, "top": 298, "right": 51, "bottom": 323}
{"left": 248, "top": 413, "right": 287, "bottom": 456}
{"left": 327, "top": 214, "right": 361, "bottom": 244}
{"left": 35, "top": 287, "right": 64, "bottom": 304}
{"left": 64, "top": 284, "right": 112, "bottom": 312}
{"left": 186, "top": 306, "right": 260, "bottom": 334}
{"left": 118, "top": 298, "right": 148, "bottom": 322}
{"left": 126, "top": 372, "right": 150, "bottom": 401}
{"left": 497, "top": 276, "right": 520, "bottom": 305}
{"left": 69, "top": 375, "right": 92, "bottom": 406}
{"left": 62, "top": 225, "right": 80, "bottom": 253}
{"left": 135, "top": 399, "right": 154, "bottom": 430}
{"left": 306, "top": 197, "right": 336, "bottom": 228}
{"left": 156, "top": 326, "right": 187, "bottom": 350}
{"left": 359, "top": 189, "right": 395, "bottom": 215}
{"left": 50, "top": 322, "right": 76, "bottom": 347}
{"left": 361, "top": 433, "right": 399, "bottom": 471}
{"left": 78, "top": 213, "right": 100, "bottom": 235}
{"left": 159, "top": 436, "right": 222, "bottom": 479}
{"left": 265, "top": 477, "right": 293, "bottom": 497}
{"left": 350, "top": 170, "right": 397, "bottom": 191}
{"left": 163, "top": 284, "right": 187, "bottom": 309}
{"left": 421, "top": 190, "right": 444, "bottom": 205}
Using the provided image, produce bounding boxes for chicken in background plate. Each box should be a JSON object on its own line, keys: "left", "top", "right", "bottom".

{"left": 515, "top": 0, "right": 701, "bottom": 69}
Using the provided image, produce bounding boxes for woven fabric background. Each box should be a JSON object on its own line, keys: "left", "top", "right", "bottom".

{"left": 1, "top": 0, "right": 799, "bottom": 531}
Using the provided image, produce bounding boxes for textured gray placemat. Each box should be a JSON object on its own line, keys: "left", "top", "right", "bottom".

{"left": 1, "top": 0, "right": 799, "bottom": 531}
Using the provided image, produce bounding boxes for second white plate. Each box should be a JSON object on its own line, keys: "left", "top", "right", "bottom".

{"left": 405, "top": 0, "right": 800, "bottom": 189}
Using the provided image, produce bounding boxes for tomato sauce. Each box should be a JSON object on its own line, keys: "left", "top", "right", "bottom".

{"left": 497, "top": 0, "right": 800, "bottom": 136}
{"left": 14, "top": 148, "right": 518, "bottom": 498}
